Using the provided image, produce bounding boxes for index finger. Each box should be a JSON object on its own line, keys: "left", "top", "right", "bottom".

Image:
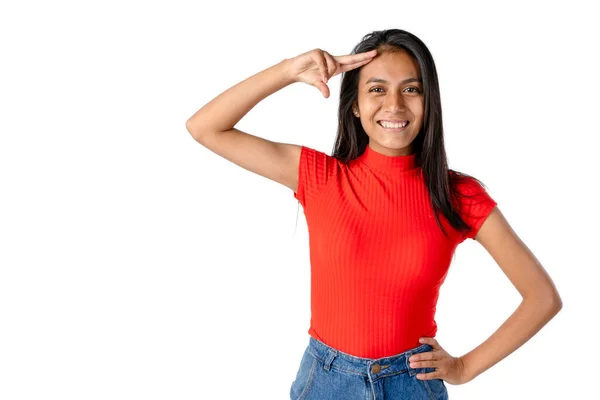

{"left": 335, "top": 49, "right": 378, "bottom": 65}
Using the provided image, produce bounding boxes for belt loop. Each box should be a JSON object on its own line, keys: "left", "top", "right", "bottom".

{"left": 323, "top": 348, "right": 337, "bottom": 371}
{"left": 405, "top": 350, "right": 416, "bottom": 377}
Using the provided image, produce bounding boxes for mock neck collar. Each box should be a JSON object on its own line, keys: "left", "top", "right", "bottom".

{"left": 357, "top": 144, "right": 418, "bottom": 173}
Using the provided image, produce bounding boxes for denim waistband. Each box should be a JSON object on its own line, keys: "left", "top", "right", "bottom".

{"left": 307, "top": 336, "right": 433, "bottom": 380}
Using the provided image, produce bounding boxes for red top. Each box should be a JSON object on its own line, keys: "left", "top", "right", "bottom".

{"left": 293, "top": 144, "right": 497, "bottom": 359}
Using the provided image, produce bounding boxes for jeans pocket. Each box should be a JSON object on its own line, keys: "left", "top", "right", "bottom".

{"left": 421, "top": 367, "right": 448, "bottom": 400}
{"left": 290, "top": 347, "right": 318, "bottom": 400}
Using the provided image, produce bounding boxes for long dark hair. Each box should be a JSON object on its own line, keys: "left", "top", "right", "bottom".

{"left": 296, "top": 29, "right": 491, "bottom": 240}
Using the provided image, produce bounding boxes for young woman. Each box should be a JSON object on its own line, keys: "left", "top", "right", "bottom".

{"left": 186, "top": 29, "right": 562, "bottom": 400}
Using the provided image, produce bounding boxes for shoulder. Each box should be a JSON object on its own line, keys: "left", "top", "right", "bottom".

{"left": 298, "top": 145, "right": 345, "bottom": 174}
{"left": 449, "top": 169, "right": 498, "bottom": 240}
{"left": 294, "top": 145, "right": 344, "bottom": 206}
{"left": 449, "top": 170, "right": 491, "bottom": 197}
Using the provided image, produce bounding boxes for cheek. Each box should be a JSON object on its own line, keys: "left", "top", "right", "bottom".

{"left": 411, "top": 106, "right": 424, "bottom": 123}
{"left": 363, "top": 102, "right": 378, "bottom": 114}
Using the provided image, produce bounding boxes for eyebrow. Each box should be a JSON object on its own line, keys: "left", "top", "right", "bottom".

{"left": 365, "top": 77, "right": 423, "bottom": 85}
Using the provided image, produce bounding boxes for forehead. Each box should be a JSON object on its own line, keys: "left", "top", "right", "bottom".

{"left": 359, "top": 51, "right": 420, "bottom": 82}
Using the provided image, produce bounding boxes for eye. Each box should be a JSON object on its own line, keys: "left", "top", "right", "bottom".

{"left": 368, "top": 87, "right": 422, "bottom": 93}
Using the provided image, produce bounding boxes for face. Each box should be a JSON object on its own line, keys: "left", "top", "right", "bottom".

{"left": 353, "top": 50, "right": 424, "bottom": 156}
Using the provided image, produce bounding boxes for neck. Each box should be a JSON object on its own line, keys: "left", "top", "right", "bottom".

{"left": 357, "top": 143, "right": 418, "bottom": 173}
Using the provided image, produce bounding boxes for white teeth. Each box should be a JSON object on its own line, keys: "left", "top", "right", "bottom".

{"left": 379, "top": 121, "right": 408, "bottom": 129}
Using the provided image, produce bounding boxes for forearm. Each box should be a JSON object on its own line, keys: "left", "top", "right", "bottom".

{"left": 460, "top": 295, "right": 561, "bottom": 382}
{"left": 186, "top": 58, "right": 295, "bottom": 136}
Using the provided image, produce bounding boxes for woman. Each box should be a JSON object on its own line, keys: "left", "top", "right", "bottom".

{"left": 186, "top": 29, "right": 562, "bottom": 400}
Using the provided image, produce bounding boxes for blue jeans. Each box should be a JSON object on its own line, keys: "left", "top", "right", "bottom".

{"left": 290, "top": 336, "right": 449, "bottom": 400}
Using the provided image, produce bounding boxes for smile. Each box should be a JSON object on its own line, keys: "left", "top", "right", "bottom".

{"left": 378, "top": 121, "right": 410, "bottom": 130}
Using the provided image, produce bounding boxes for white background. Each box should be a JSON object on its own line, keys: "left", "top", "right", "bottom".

{"left": 1, "top": 0, "right": 598, "bottom": 399}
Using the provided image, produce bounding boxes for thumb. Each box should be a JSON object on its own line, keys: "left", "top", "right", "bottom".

{"left": 313, "top": 80, "right": 330, "bottom": 98}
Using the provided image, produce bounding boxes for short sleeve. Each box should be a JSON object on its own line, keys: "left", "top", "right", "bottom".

{"left": 293, "top": 145, "right": 337, "bottom": 209}
{"left": 452, "top": 174, "right": 498, "bottom": 241}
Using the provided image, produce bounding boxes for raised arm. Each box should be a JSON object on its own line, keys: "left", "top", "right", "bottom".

{"left": 185, "top": 48, "right": 377, "bottom": 192}
{"left": 185, "top": 59, "right": 301, "bottom": 192}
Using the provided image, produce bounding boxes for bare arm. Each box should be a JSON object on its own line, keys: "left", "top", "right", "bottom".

{"left": 186, "top": 58, "right": 295, "bottom": 136}
{"left": 459, "top": 207, "right": 563, "bottom": 382}
{"left": 185, "top": 49, "right": 377, "bottom": 192}
{"left": 185, "top": 58, "right": 302, "bottom": 191}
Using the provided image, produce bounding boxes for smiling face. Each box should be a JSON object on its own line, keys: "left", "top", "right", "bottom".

{"left": 353, "top": 50, "right": 424, "bottom": 156}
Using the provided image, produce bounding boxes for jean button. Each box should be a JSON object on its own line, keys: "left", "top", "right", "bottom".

{"left": 371, "top": 363, "right": 381, "bottom": 374}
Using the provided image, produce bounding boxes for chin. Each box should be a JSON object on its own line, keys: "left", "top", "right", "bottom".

{"left": 373, "top": 137, "right": 415, "bottom": 149}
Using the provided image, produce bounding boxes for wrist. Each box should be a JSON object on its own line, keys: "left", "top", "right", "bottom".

{"left": 278, "top": 58, "right": 297, "bottom": 86}
{"left": 458, "top": 355, "right": 474, "bottom": 384}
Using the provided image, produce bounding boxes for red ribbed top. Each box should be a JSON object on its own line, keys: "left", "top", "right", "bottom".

{"left": 293, "top": 144, "right": 497, "bottom": 359}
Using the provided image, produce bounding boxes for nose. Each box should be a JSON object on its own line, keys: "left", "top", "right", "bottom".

{"left": 383, "top": 90, "right": 406, "bottom": 113}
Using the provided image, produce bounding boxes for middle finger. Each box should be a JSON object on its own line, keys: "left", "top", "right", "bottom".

{"left": 338, "top": 57, "right": 374, "bottom": 73}
{"left": 322, "top": 51, "right": 339, "bottom": 81}
{"left": 335, "top": 49, "right": 378, "bottom": 66}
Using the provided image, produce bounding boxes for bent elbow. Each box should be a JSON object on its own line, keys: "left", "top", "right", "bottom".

{"left": 186, "top": 119, "right": 199, "bottom": 136}
{"left": 552, "top": 294, "right": 563, "bottom": 312}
